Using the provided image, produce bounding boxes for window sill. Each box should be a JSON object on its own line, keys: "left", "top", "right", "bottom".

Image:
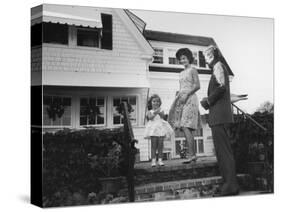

{"left": 42, "top": 43, "right": 112, "bottom": 52}
{"left": 43, "top": 125, "right": 72, "bottom": 128}
{"left": 79, "top": 124, "right": 106, "bottom": 128}
{"left": 149, "top": 63, "right": 210, "bottom": 70}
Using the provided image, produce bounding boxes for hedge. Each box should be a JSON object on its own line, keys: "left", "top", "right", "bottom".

{"left": 42, "top": 127, "right": 129, "bottom": 207}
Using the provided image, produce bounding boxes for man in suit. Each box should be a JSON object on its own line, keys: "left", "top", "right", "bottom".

{"left": 200, "top": 45, "right": 239, "bottom": 196}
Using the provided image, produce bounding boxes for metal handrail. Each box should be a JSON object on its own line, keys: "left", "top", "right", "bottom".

{"left": 122, "top": 102, "right": 137, "bottom": 202}
{"left": 232, "top": 103, "right": 267, "bottom": 131}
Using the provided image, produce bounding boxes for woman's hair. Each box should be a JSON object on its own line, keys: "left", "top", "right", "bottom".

{"left": 205, "top": 45, "right": 221, "bottom": 60}
{"left": 175, "top": 48, "right": 194, "bottom": 64}
{"left": 147, "top": 94, "right": 162, "bottom": 110}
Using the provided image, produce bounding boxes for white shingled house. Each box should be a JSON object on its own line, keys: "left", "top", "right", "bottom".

{"left": 31, "top": 4, "right": 234, "bottom": 162}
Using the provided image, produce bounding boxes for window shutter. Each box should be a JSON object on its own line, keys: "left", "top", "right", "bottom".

{"left": 101, "top": 14, "right": 112, "bottom": 50}
{"left": 31, "top": 23, "right": 42, "bottom": 47}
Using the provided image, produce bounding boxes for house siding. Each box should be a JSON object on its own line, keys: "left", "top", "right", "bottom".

{"left": 31, "top": 7, "right": 150, "bottom": 86}
{"left": 31, "top": 47, "right": 42, "bottom": 73}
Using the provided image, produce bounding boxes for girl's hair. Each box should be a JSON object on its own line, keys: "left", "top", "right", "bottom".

{"left": 175, "top": 48, "right": 194, "bottom": 64}
{"left": 147, "top": 94, "right": 162, "bottom": 110}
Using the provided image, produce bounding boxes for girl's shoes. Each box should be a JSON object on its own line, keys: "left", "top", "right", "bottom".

{"left": 158, "top": 158, "right": 165, "bottom": 166}
{"left": 151, "top": 158, "right": 165, "bottom": 167}
{"left": 151, "top": 159, "right": 156, "bottom": 167}
{"left": 183, "top": 155, "right": 197, "bottom": 164}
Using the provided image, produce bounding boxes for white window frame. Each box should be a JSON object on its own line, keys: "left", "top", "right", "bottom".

{"left": 112, "top": 95, "right": 138, "bottom": 127}
{"left": 194, "top": 127, "right": 204, "bottom": 155}
{"left": 175, "top": 137, "right": 186, "bottom": 157}
{"left": 152, "top": 48, "right": 164, "bottom": 64}
{"left": 192, "top": 51, "right": 199, "bottom": 66}
{"left": 79, "top": 96, "right": 107, "bottom": 127}
{"left": 150, "top": 47, "right": 210, "bottom": 70}
{"left": 168, "top": 57, "right": 179, "bottom": 65}
{"left": 43, "top": 95, "right": 72, "bottom": 128}
{"left": 195, "top": 137, "right": 205, "bottom": 155}
{"left": 198, "top": 50, "right": 208, "bottom": 69}
{"left": 175, "top": 136, "right": 205, "bottom": 156}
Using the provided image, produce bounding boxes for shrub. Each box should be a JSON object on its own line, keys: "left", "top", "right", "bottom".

{"left": 42, "top": 127, "right": 128, "bottom": 207}
{"left": 229, "top": 112, "right": 273, "bottom": 191}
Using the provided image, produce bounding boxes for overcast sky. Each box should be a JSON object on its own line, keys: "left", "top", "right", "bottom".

{"left": 132, "top": 9, "right": 274, "bottom": 114}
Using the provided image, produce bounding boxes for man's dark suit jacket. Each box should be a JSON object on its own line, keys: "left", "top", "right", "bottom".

{"left": 207, "top": 61, "right": 233, "bottom": 126}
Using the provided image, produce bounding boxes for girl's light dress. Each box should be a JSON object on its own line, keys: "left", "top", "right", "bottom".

{"left": 144, "top": 109, "right": 174, "bottom": 139}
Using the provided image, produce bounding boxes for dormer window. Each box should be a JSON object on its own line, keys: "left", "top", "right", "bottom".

{"left": 168, "top": 57, "right": 179, "bottom": 65}
{"left": 31, "top": 6, "right": 113, "bottom": 50}
{"left": 193, "top": 51, "right": 208, "bottom": 68}
{"left": 198, "top": 51, "right": 207, "bottom": 68}
{"left": 77, "top": 27, "right": 100, "bottom": 47}
{"left": 192, "top": 51, "right": 198, "bottom": 66}
{"left": 31, "top": 23, "right": 69, "bottom": 47}
{"left": 43, "top": 23, "right": 68, "bottom": 45}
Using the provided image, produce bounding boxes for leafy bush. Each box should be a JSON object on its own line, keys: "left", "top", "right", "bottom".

{"left": 42, "top": 127, "right": 127, "bottom": 207}
{"left": 229, "top": 112, "right": 273, "bottom": 191}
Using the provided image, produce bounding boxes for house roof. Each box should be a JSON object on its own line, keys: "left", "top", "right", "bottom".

{"left": 144, "top": 30, "right": 216, "bottom": 46}
{"left": 143, "top": 29, "right": 234, "bottom": 76}
{"left": 31, "top": 4, "right": 102, "bottom": 28}
{"left": 124, "top": 9, "right": 146, "bottom": 33}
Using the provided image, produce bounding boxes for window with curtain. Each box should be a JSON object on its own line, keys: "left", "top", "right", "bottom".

{"left": 43, "top": 96, "right": 71, "bottom": 127}
{"left": 112, "top": 96, "right": 137, "bottom": 125}
{"left": 80, "top": 97, "right": 106, "bottom": 126}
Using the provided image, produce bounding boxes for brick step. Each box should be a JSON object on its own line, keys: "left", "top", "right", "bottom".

{"left": 134, "top": 158, "right": 220, "bottom": 186}
{"left": 133, "top": 174, "right": 251, "bottom": 202}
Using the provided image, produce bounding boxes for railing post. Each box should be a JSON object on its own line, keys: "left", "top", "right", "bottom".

{"left": 121, "top": 102, "right": 137, "bottom": 202}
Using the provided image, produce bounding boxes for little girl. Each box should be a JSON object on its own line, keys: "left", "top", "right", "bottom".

{"left": 144, "top": 94, "right": 174, "bottom": 167}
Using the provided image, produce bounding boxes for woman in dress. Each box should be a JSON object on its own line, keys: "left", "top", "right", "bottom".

{"left": 168, "top": 48, "right": 201, "bottom": 163}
